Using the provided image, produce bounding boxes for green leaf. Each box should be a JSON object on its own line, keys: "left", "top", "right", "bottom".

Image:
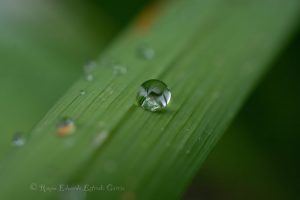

{"left": 0, "top": 0, "right": 299, "bottom": 199}
{"left": 0, "top": 0, "right": 118, "bottom": 158}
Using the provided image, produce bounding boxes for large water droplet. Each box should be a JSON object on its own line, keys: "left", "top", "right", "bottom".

{"left": 12, "top": 132, "right": 26, "bottom": 146}
{"left": 56, "top": 117, "right": 76, "bottom": 137}
{"left": 137, "top": 45, "right": 155, "bottom": 60}
{"left": 136, "top": 79, "right": 171, "bottom": 112}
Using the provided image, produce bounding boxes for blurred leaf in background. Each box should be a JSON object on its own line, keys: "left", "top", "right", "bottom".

{"left": 185, "top": 28, "right": 300, "bottom": 200}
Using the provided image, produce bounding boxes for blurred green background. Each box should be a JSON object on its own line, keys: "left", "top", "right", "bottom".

{"left": 185, "top": 29, "right": 300, "bottom": 200}
{"left": 0, "top": 0, "right": 299, "bottom": 199}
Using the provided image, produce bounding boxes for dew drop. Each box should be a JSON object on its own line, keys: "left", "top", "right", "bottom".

{"left": 12, "top": 132, "right": 26, "bottom": 146}
{"left": 79, "top": 90, "right": 86, "bottom": 96}
{"left": 85, "top": 74, "right": 94, "bottom": 81}
{"left": 84, "top": 60, "right": 96, "bottom": 74}
{"left": 83, "top": 61, "right": 96, "bottom": 81}
{"left": 137, "top": 45, "right": 155, "bottom": 60}
{"left": 92, "top": 131, "right": 108, "bottom": 148}
{"left": 136, "top": 79, "right": 171, "bottom": 112}
{"left": 56, "top": 117, "right": 76, "bottom": 137}
{"left": 113, "top": 64, "right": 127, "bottom": 75}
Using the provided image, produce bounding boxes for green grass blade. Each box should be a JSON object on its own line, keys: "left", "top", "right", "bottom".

{"left": 0, "top": 0, "right": 299, "bottom": 199}
{"left": 0, "top": 0, "right": 118, "bottom": 158}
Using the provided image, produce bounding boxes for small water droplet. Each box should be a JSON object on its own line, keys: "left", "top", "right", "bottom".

{"left": 137, "top": 45, "right": 155, "bottom": 60}
{"left": 12, "top": 132, "right": 26, "bottom": 146}
{"left": 79, "top": 90, "right": 86, "bottom": 96}
{"left": 136, "top": 79, "right": 171, "bottom": 112}
{"left": 83, "top": 61, "right": 96, "bottom": 81}
{"left": 85, "top": 74, "right": 93, "bottom": 81}
{"left": 56, "top": 117, "right": 76, "bottom": 137}
{"left": 93, "top": 131, "right": 108, "bottom": 148}
{"left": 113, "top": 64, "right": 127, "bottom": 75}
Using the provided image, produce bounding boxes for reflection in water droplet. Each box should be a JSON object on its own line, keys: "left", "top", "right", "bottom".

{"left": 12, "top": 132, "right": 26, "bottom": 146}
{"left": 136, "top": 79, "right": 171, "bottom": 112}
{"left": 113, "top": 64, "right": 127, "bottom": 75}
{"left": 56, "top": 117, "right": 76, "bottom": 137}
{"left": 137, "top": 45, "right": 155, "bottom": 60}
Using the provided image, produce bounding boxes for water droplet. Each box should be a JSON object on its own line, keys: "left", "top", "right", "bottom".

{"left": 79, "top": 90, "right": 86, "bottom": 96}
{"left": 136, "top": 79, "right": 171, "bottom": 112}
{"left": 83, "top": 61, "right": 96, "bottom": 81}
{"left": 56, "top": 117, "right": 76, "bottom": 137}
{"left": 137, "top": 45, "right": 155, "bottom": 60}
{"left": 93, "top": 131, "right": 108, "bottom": 148}
{"left": 113, "top": 64, "right": 127, "bottom": 75}
{"left": 12, "top": 132, "right": 26, "bottom": 146}
{"left": 85, "top": 74, "right": 93, "bottom": 81}
{"left": 84, "top": 60, "right": 96, "bottom": 74}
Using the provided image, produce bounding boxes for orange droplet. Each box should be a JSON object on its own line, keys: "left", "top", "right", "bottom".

{"left": 56, "top": 118, "right": 76, "bottom": 137}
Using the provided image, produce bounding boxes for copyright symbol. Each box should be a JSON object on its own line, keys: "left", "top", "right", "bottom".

{"left": 30, "top": 183, "right": 37, "bottom": 191}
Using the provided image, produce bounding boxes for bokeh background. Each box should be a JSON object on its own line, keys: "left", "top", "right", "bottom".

{"left": 0, "top": 0, "right": 299, "bottom": 199}
{"left": 185, "top": 29, "right": 300, "bottom": 199}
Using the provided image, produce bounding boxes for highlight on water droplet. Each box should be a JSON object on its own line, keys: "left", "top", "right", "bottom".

{"left": 112, "top": 64, "right": 127, "bottom": 75}
{"left": 12, "top": 132, "right": 26, "bottom": 146}
{"left": 136, "top": 79, "right": 171, "bottom": 112}
{"left": 56, "top": 117, "right": 76, "bottom": 137}
{"left": 137, "top": 44, "right": 155, "bottom": 60}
